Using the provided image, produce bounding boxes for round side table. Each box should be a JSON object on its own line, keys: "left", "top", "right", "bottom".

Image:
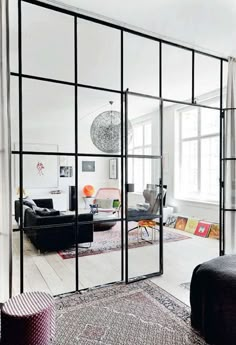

{"left": 83, "top": 196, "right": 94, "bottom": 209}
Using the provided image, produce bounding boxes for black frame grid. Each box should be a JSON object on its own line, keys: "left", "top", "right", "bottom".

{"left": 12, "top": 0, "right": 227, "bottom": 294}
{"left": 125, "top": 90, "right": 163, "bottom": 282}
{"left": 220, "top": 107, "right": 236, "bottom": 256}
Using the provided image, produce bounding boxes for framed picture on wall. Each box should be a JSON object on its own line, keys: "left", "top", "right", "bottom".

{"left": 60, "top": 166, "right": 73, "bottom": 177}
{"left": 14, "top": 143, "right": 59, "bottom": 188}
{"left": 82, "top": 161, "right": 95, "bottom": 172}
{"left": 109, "top": 159, "right": 118, "bottom": 179}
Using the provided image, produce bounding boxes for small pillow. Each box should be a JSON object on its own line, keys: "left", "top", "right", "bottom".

{"left": 35, "top": 209, "right": 60, "bottom": 217}
{"left": 32, "top": 205, "right": 48, "bottom": 212}
{"left": 95, "top": 198, "right": 113, "bottom": 209}
{"left": 23, "top": 197, "right": 36, "bottom": 209}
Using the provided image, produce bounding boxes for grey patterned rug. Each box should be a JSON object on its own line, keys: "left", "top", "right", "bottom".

{"left": 54, "top": 280, "right": 207, "bottom": 345}
{"left": 58, "top": 225, "right": 191, "bottom": 259}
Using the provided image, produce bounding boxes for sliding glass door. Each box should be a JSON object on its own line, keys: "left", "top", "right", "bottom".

{"left": 125, "top": 91, "right": 163, "bottom": 282}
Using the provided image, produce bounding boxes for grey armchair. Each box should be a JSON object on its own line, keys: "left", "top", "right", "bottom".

{"left": 128, "top": 185, "right": 167, "bottom": 234}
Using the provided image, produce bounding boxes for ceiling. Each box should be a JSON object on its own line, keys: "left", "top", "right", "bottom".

{"left": 53, "top": 0, "right": 236, "bottom": 58}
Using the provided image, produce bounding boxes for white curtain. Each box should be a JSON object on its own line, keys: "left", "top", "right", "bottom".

{"left": 0, "top": 0, "right": 12, "bottom": 301}
{"left": 225, "top": 57, "right": 236, "bottom": 254}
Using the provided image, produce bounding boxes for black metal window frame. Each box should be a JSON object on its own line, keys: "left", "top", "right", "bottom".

{"left": 12, "top": 0, "right": 227, "bottom": 294}
{"left": 220, "top": 107, "right": 236, "bottom": 256}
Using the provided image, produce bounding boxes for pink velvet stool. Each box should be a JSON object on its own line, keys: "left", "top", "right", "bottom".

{"left": 1, "top": 291, "right": 55, "bottom": 345}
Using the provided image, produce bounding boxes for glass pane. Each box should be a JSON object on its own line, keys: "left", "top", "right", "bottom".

{"left": 20, "top": 155, "right": 74, "bottom": 209}
{"left": 21, "top": 79, "right": 74, "bottom": 153}
{"left": 10, "top": 76, "right": 19, "bottom": 147}
{"left": 201, "top": 137, "right": 219, "bottom": 201}
{"left": 21, "top": 155, "right": 75, "bottom": 295}
{"left": 127, "top": 157, "right": 160, "bottom": 279}
{"left": 195, "top": 54, "right": 220, "bottom": 107}
{"left": 78, "top": 156, "right": 121, "bottom": 217}
{"left": 78, "top": 19, "right": 120, "bottom": 90}
{"left": 127, "top": 94, "right": 161, "bottom": 288}
{"left": 124, "top": 33, "right": 159, "bottom": 96}
{"left": 225, "top": 211, "right": 236, "bottom": 255}
{"left": 78, "top": 87, "right": 120, "bottom": 154}
{"left": 78, "top": 219, "right": 122, "bottom": 289}
{"left": 162, "top": 44, "right": 192, "bottom": 101}
{"left": 12, "top": 156, "right": 20, "bottom": 296}
{"left": 128, "top": 157, "right": 133, "bottom": 185}
{"left": 181, "top": 140, "right": 198, "bottom": 195}
{"left": 223, "top": 61, "right": 228, "bottom": 108}
{"left": 12, "top": 230, "right": 20, "bottom": 296}
{"left": 133, "top": 126, "right": 143, "bottom": 147}
{"left": 181, "top": 108, "right": 198, "bottom": 139}
{"left": 127, "top": 95, "right": 160, "bottom": 155}
{"left": 144, "top": 158, "right": 152, "bottom": 187}
{"left": 225, "top": 161, "right": 236, "bottom": 209}
{"left": 9, "top": 0, "right": 18, "bottom": 72}
{"left": 144, "top": 123, "right": 152, "bottom": 145}
{"left": 144, "top": 147, "right": 151, "bottom": 155}
{"left": 22, "top": 2, "right": 74, "bottom": 81}
{"left": 129, "top": 138, "right": 133, "bottom": 150}
{"left": 78, "top": 156, "right": 121, "bottom": 289}
{"left": 134, "top": 148, "right": 142, "bottom": 155}
{"left": 133, "top": 158, "right": 143, "bottom": 193}
{"left": 201, "top": 108, "right": 219, "bottom": 135}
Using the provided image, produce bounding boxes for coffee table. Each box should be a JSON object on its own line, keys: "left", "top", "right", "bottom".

{"left": 64, "top": 210, "right": 117, "bottom": 231}
{"left": 93, "top": 212, "right": 117, "bottom": 231}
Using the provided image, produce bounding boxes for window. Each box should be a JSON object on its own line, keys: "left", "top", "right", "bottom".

{"left": 128, "top": 121, "right": 152, "bottom": 192}
{"left": 175, "top": 101, "right": 219, "bottom": 203}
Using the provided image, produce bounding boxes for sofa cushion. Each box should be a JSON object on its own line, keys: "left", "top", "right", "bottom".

{"left": 34, "top": 213, "right": 75, "bottom": 226}
{"left": 95, "top": 198, "right": 113, "bottom": 209}
{"left": 35, "top": 209, "right": 60, "bottom": 217}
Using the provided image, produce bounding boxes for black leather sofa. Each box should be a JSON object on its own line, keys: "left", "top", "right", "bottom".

{"left": 15, "top": 198, "right": 93, "bottom": 252}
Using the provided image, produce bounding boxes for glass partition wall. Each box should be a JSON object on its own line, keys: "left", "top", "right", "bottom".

{"left": 10, "top": 0, "right": 227, "bottom": 295}
{"left": 125, "top": 92, "right": 162, "bottom": 281}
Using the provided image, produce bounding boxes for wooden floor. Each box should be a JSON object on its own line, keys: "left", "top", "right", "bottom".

{"left": 12, "top": 227, "right": 218, "bottom": 305}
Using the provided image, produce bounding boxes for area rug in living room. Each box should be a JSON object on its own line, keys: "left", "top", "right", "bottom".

{"left": 53, "top": 279, "right": 206, "bottom": 345}
{"left": 58, "top": 224, "right": 191, "bottom": 259}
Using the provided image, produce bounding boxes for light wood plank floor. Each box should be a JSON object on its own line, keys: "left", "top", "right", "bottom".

{"left": 12, "top": 227, "right": 218, "bottom": 305}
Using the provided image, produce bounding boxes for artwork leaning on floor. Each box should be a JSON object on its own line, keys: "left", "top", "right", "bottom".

{"left": 175, "top": 216, "right": 188, "bottom": 231}
{"left": 194, "top": 221, "right": 211, "bottom": 237}
{"left": 185, "top": 218, "right": 199, "bottom": 234}
{"left": 165, "top": 215, "right": 178, "bottom": 228}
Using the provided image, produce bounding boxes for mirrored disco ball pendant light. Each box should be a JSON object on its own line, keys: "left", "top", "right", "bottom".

{"left": 90, "top": 101, "right": 133, "bottom": 153}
